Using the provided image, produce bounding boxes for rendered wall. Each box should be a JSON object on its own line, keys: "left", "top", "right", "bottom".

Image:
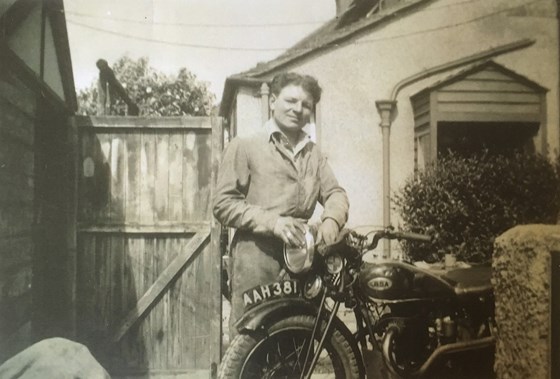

{"left": 235, "top": 86, "right": 263, "bottom": 138}
{"left": 236, "top": 0, "right": 559, "bottom": 229}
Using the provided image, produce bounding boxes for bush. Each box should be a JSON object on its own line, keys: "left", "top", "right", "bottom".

{"left": 393, "top": 151, "right": 560, "bottom": 263}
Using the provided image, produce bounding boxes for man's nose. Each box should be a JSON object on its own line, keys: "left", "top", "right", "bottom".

{"left": 292, "top": 102, "right": 303, "bottom": 113}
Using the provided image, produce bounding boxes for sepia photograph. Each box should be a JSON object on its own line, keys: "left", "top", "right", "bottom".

{"left": 0, "top": 0, "right": 559, "bottom": 378}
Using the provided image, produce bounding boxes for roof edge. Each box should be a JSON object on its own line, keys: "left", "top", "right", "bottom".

{"left": 219, "top": 76, "right": 266, "bottom": 116}
{"left": 411, "top": 56, "right": 546, "bottom": 100}
{"left": 240, "top": 0, "right": 434, "bottom": 79}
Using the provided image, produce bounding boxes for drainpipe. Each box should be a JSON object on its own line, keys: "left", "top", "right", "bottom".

{"left": 375, "top": 100, "right": 396, "bottom": 258}
{"left": 260, "top": 82, "right": 270, "bottom": 124}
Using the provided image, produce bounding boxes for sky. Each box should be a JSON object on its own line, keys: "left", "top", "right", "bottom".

{"left": 63, "top": 0, "right": 336, "bottom": 101}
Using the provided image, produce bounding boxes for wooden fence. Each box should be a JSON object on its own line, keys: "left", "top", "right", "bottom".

{"left": 74, "top": 115, "right": 223, "bottom": 378}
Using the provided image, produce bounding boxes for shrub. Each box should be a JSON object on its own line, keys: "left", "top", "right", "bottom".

{"left": 393, "top": 151, "right": 560, "bottom": 263}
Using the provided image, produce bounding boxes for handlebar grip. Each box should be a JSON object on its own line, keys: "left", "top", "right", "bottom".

{"left": 395, "top": 231, "right": 432, "bottom": 242}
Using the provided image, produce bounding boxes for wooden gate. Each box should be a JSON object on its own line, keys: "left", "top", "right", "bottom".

{"left": 74, "top": 116, "right": 223, "bottom": 378}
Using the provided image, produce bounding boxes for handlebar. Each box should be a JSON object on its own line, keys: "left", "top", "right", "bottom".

{"left": 391, "top": 231, "right": 432, "bottom": 243}
{"left": 348, "top": 228, "right": 432, "bottom": 251}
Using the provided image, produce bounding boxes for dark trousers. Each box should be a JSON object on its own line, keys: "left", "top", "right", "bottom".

{"left": 229, "top": 231, "right": 284, "bottom": 339}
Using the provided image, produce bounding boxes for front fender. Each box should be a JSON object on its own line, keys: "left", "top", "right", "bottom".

{"left": 235, "top": 297, "right": 317, "bottom": 334}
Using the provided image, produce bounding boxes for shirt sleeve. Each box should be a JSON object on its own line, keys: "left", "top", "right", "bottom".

{"left": 212, "top": 137, "right": 278, "bottom": 235}
{"left": 318, "top": 155, "right": 349, "bottom": 228}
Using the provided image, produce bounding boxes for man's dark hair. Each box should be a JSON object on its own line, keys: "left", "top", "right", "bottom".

{"left": 270, "top": 72, "right": 322, "bottom": 104}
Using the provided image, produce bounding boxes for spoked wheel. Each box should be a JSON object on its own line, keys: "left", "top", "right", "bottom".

{"left": 218, "top": 315, "right": 363, "bottom": 379}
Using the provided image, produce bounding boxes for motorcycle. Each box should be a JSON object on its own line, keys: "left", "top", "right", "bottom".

{"left": 218, "top": 226, "right": 496, "bottom": 378}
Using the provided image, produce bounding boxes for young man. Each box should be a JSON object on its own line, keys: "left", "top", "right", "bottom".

{"left": 213, "top": 72, "right": 349, "bottom": 335}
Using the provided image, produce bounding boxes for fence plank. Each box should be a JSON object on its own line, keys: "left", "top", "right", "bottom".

{"left": 210, "top": 116, "right": 224, "bottom": 363}
{"left": 96, "top": 133, "right": 113, "bottom": 222}
{"left": 183, "top": 131, "right": 198, "bottom": 222}
{"left": 112, "top": 231, "right": 210, "bottom": 342}
{"left": 155, "top": 133, "right": 170, "bottom": 222}
{"left": 125, "top": 133, "right": 141, "bottom": 223}
{"left": 196, "top": 133, "right": 212, "bottom": 220}
{"left": 168, "top": 132, "right": 183, "bottom": 222}
{"left": 111, "top": 135, "right": 126, "bottom": 222}
{"left": 140, "top": 132, "right": 156, "bottom": 225}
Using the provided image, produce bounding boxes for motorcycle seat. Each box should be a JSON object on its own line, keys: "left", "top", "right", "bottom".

{"left": 442, "top": 266, "right": 492, "bottom": 296}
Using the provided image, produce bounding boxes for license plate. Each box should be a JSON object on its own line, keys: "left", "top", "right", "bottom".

{"left": 243, "top": 280, "right": 300, "bottom": 308}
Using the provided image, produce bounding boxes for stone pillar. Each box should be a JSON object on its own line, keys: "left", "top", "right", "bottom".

{"left": 493, "top": 224, "right": 560, "bottom": 379}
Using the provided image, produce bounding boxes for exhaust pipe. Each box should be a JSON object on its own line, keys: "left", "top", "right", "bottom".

{"left": 382, "top": 327, "right": 495, "bottom": 377}
{"left": 414, "top": 336, "right": 495, "bottom": 376}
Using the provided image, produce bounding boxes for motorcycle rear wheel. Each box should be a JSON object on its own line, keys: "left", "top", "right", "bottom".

{"left": 218, "top": 314, "right": 363, "bottom": 379}
{"left": 382, "top": 326, "right": 424, "bottom": 378}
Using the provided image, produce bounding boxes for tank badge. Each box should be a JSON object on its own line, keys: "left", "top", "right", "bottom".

{"left": 368, "top": 277, "right": 392, "bottom": 291}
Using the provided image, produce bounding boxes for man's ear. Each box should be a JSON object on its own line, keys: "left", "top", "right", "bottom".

{"left": 269, "top": 94, "right": 277, "bottom": 112}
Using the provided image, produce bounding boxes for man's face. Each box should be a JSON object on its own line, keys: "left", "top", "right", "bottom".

{"left": 270, "top": 84, "right": 314, "bottom": 133}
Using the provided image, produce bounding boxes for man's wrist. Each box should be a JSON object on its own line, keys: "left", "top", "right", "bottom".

{"left": 321, "top": 217, "right": 340, "bottom": 229}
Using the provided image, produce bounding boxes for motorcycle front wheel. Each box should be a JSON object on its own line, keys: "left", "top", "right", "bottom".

{"left": 218, "top": 314, "right": 363, "bottom": 379}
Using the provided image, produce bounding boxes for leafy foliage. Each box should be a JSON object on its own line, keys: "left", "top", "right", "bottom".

{"left": 77, "top": 56, "right": 216, "bottom": 116}
{"left": 393, "top": 151, "right": 560, "bottom": 263}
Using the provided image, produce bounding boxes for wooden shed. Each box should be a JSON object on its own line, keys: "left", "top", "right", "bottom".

{"left": 0, "top": 0, "right": 78, "bottom": 361}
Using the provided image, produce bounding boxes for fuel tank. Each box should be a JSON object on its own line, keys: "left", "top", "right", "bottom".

{"left": 359, "top": 260, "right": 455, "bottom": 301}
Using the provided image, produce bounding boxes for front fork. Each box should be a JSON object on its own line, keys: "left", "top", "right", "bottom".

{"left": 299, "top": 273, "right": 345, "bottom": 379}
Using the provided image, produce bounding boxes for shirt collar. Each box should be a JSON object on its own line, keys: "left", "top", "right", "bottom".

{"left": 264, "top": 118, "right": 314, "bottom": 145}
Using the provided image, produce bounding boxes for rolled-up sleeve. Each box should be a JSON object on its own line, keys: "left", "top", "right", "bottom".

{"left": 212, "top": 138, "right": 278, "bottom": 235}
{"left": 318, "top": 156, "right": 349, "bottom": 228}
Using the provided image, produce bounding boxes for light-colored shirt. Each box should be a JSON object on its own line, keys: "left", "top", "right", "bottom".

{"left": 265, "top": 118, "right": 312, "bottom": 159}
{"left": 213, "top": 119, "right": 349, "bottom": 235}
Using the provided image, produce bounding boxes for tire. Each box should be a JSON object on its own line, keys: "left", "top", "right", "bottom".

{"left": 218, "top": 314, "right": 363, "bottom": 379}
{"left": 382, "top": 326, "right": 423, "bottom": 378}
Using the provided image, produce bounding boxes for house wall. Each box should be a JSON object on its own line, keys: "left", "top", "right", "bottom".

{"left": 235, "top": 87, "right": 263, "bottom": 137}
{"left": 0, "top": 73, "right": 36, "bottom": 362}
{"left": 234, "top": 0, "right": 559, "bottom": 229}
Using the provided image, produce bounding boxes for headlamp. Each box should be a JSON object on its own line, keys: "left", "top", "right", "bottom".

{"left": 326, "top": 253, "right": 344, "bottom": 274}
{"left": 284, "top": 225, "right": 315, "bottom": 274}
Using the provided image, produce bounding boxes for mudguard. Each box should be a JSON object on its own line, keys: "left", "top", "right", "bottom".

{"left": 234, "top": 297, "right": 356, "bottom": 339}
{"left": 234, "top": 297, "right": 318, "bottom": 334}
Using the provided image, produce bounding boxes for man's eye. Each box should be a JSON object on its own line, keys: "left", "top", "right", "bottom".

{"left": 303, "top": 103, "right": 312, "bottom": 110}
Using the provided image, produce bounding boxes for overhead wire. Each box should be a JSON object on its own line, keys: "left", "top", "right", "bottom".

{"left": 63, "top": 10, "right": 328, "bottom": 28}
{"left": 62, "top": 0, "right": 485, "bottom": 28}
{"left": 66, "top": 20, "right": 292, "bottom": 51}
{"left": 65, "top": 0, "right": 549, "bottom": 52}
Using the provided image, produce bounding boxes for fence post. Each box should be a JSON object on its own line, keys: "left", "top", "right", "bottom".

{"left": 95, "top": 59, "right": 139, "bottom": 116}
{"left": 96, "top": 76, "right": 109, "bottom": 116}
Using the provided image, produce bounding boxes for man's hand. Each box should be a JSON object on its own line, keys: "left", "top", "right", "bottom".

{"left": 273, "top": 217, "right": 307, "bottom": 247}
{"left": 317, "top": 218, "right": 340, "bottom": 245}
